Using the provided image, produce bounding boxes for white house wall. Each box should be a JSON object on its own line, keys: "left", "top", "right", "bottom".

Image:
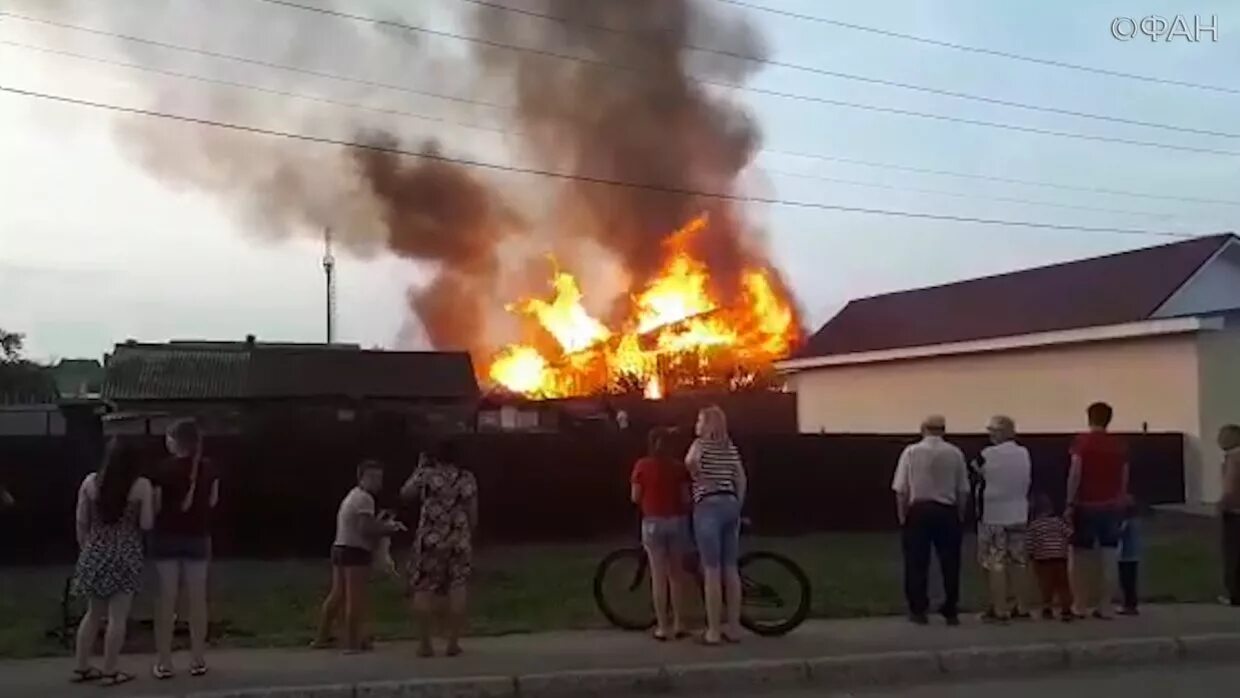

{"left": 790, "top": 334, "right": 1206, "bottom": 501}
{"left": 1197, "top": 324, "right": 1240, "bottom": 503}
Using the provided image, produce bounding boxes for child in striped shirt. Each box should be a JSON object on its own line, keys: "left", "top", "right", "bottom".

{"left": 1028, "top": 492, "right": 1074, "bottom": 622}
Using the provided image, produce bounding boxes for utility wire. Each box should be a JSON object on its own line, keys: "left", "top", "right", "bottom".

{"left": 251, "top": 0, "right": 1240, "bottom": 157}
{"left": 454, "top": 0, "right": 1240, "bottom": 140}
{"left": 0, "top": 84, "right": 1201, "bottom": 239}
{"left": 0, "top": 40, "right": 514, "bottom": 137}
{"left": 1, "top": 39, "right": 1196, "bottom": 222}
{"left": 761, "top": 149, "right": 1240, "bottom": 208}
{"left": 759, "top": 168, "right": 1178, "bottom": 220}
{"left": 0, "top": 9, "right": 509, "bottom": 111}
{"left": 712, "top": 0, "right": 1240, "bottom": 96}
{"left": 7, "top": 11, "right": 1239, "bottom": 208}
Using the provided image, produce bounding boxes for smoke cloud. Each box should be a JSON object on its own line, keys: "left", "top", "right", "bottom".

{"left": 471, "top": 0, "right": 776, "bottom": 313}
{"left": 14, "top": 0, "right": 796, "bottom": 357}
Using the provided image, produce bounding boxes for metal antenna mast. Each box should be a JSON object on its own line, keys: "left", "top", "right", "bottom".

{"left": 323, "top": 226, "right": 336, "bottom": 344}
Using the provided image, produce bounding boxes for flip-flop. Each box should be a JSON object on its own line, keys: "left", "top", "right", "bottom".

{"left": 189, "top": 662, "right": 209, "bottom": 677}
{"left": 445, "top": 644, "right": 463, "bottom": 657}
{"left": 70, "top": 667, "right": 103, "bottom": 683}
{"left": 652, "top": 631, "right": 669, "bottom": 642}
{"left": 151, "top": 664, "right": 174, "bottom": 681}
{"left": 100, "top": 672, "right": 136, "bottom": 687}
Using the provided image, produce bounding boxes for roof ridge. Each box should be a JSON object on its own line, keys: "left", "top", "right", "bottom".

{"left": 843, "top": 233, "right": 1234, "bottom": 305}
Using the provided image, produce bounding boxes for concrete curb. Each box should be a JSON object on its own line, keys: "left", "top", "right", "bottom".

{"left": 187, "top": 632, "right": 1240, "bottom": 698}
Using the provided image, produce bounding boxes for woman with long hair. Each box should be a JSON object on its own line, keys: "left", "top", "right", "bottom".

{"left": 685, "top": 406, "right": 747, "bottom": 646}
{"left": 151, "top": 418, "right": 219, "bottom": 680}
{"left": 71, "top": 438, "right": 154, "bottom": 687}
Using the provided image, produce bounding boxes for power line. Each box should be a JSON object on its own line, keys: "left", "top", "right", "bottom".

{"left": 0, "top": 10, "right": 509, "bottom": 111}
{"left": 7, "top": 11, "right": 1238, "bottom": 208}
{"left": 252, "top": 0, "right": 1240, "bottom": 157}
{"left": 0, "top": 40, "right": 515, "bottom": 137}
{"left": 0, "top": 83, "right": 1201, "bottom": 239}
{"left": 713, "top": 0, "right": 1240, "bottom": 97}
{"left": 759, "top": 168, "right": 1178, "bottom": 220}
{"left": 759, "top": 149, "right": 1240, "bottom": 208}
{"left": 5, "top": 39, "right": 1190, "bottom": 222}
{"left": 454, "top": 0, "right": 1240, "bottom": 140}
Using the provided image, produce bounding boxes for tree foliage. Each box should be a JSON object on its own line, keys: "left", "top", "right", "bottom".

{"left": 0, "top": 328, "right": 56, "bottom": 402}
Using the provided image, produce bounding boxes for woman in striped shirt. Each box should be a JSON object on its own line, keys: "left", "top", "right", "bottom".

{"left": 685, "top": 406, "right": 747, "bottom": 645}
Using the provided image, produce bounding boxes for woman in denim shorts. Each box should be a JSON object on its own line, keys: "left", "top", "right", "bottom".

{"left": 685, "top": 407, "right": 747, "bottom": 646}
{"left": 630, "top": 428, "right": 692, "bottom": 641}
{"left": 150, "top": 419, "right": 218, "bottom": 680}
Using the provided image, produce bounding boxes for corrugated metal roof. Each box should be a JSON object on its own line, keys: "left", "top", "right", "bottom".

{"left": 798, "top": 234, "right": 1235, "bottom": 359}
{"left": 103, "top": 343, "right": 478, "bottom": 401}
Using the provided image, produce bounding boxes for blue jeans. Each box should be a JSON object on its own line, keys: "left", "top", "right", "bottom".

{"left": 1071, "top": 505, "right": 1121, "bottom": 549}
{"left": 693, "top": 495, "right": 741, "bottom": 570}
{"left": 641, "top": 516, "right": 691, "bottom": 555}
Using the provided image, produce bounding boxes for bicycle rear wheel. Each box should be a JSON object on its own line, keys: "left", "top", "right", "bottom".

{"left": 738, "top": 551, "right": 812, "bottom": 636}
{"left": 592, "top": 548, "right": 656, "bottom": 631}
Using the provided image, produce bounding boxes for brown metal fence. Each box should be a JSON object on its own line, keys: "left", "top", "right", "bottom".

{"left": 0, "top": 430, "right": 1184, "bottom": 563}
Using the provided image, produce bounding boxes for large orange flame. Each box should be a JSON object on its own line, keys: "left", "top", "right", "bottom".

{"left": 486, "top": 215, "right": 799, "bottom": 399}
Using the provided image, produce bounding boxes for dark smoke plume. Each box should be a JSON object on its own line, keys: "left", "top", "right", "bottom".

{"left": 14, "top": 0, "right": 797, "bottom": 354}
{"left": 470, "top": 0, "right": 783, "bottom": 313}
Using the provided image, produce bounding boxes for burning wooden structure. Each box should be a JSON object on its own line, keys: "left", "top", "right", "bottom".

{"left": 485, "top": 215, "right": 802, "bottom": 399}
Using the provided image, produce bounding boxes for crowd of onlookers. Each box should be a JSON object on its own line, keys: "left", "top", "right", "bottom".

{"left": 39, "top": 401, "right": 1240, "bottom": 687}
{"left": 892, "top": 402, "right": 1240, "bottom": 627}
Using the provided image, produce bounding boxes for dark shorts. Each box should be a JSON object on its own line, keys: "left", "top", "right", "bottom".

{"left": 149, "top": 534, "right": 211, "bottom": 561}
{"left": 331, "top": 545, "right": 373, "bottom": 568}
{"left": 1071, "top": 506, "right": 1121, "bottom": 549}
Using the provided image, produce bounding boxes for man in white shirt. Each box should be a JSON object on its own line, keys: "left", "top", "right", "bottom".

{"left": 976, "top": 415, "right": 1033, "bottom": 622}
{"left": 892, "top": 415, "right": 970, "bottom": 626}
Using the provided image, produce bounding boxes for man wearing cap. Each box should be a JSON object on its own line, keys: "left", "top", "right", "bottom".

{"left": 975, "top": 415, "right": 1033, "bottom": 622}
{"left": 892, "top": 415, "right": 971, "bottom": 626}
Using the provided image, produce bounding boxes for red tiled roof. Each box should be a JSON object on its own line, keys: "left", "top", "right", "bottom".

{"left": 798, "top": 234, "right": 1235, "bottom": 359}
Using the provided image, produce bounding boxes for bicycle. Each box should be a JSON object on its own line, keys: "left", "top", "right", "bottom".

{"left": 592, "top": 518, "right": 812, "bottom": 636}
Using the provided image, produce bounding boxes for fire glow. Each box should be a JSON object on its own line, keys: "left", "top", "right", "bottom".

{"left": 487, "top": 216, "right": 800, "bottom": 399}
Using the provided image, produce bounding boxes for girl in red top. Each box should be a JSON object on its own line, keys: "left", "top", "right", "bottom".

{"left": 630, "top": 428, "right": 691, "bottom": 641}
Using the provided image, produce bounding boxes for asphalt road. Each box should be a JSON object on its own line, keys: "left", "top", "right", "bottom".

{"left": 755, "top": 663, "right": 1240, "bottom": 697}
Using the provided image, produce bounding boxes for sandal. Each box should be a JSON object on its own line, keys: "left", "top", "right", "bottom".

{"left": 151, "top": 664, "right": 174, "bottom": 681}
{"left": 100, "top": 671, "right": 136, "bottom": 687}
{"left": 70, "top": 667, "right": 103, "bottom": 683}
{"left": 189, "top": 662, "right": 208, "bottom": 677}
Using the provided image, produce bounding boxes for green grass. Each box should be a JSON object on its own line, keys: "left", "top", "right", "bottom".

{"left": 0, "top": 513, "right": 1225, "bottom": 659}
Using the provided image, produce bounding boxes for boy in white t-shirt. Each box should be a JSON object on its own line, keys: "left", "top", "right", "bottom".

{"left": 313, "top": 461, "right": 404, "bottom": 652}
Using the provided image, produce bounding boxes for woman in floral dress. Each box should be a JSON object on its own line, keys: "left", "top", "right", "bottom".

{"left": 71, "top": 438, "right": 154, "bottom": 686}
{"left": 400, "top": 438, "right": 478, "bottom": 657}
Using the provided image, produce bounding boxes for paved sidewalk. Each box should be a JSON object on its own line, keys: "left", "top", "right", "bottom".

{"left": 2, "top": 604, "right": 1238, "bottom": 698}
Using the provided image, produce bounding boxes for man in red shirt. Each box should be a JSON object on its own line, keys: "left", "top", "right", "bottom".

{"left": 630, "top": 428, "right": 692, "bottom": 641}
{"left": 1066, "top": 402, "right": 1129, "bottom": 619}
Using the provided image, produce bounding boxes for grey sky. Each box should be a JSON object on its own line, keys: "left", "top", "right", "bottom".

{"left": 2, "top": 0, "right": 1237, "bottom": 361}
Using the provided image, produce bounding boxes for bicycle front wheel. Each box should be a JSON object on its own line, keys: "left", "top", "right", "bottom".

{"left": 592, "top": 548, "right": 656, "bottom": 631}
{"left": 738, "top": 551, "right": 812, "bottom": 636}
